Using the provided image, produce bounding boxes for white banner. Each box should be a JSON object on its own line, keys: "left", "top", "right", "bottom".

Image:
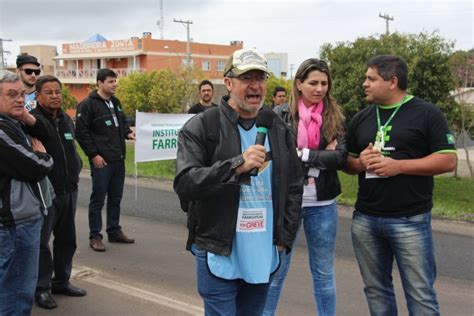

{"left": 134, "top": 111, "right": 194, "bottom": 163}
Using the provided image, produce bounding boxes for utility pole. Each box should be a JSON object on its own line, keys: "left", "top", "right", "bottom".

{"left": 378, "top": 13, "right": 394, "bottom": 35}
{"left": 173, "top": 18, "right": 193, "bottom": 67}
{"left": 158, "top": 0, "right": 164, "bottom": 39}
{"left": 289, "top": 64, "right": 295, "bottom": 79}
{"left": 0, "top": 38, "right": 13, "bottom": 68}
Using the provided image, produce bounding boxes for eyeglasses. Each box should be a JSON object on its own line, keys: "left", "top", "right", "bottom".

{"left": 231, "top": 73, "right": 268, "bottom": 84}
{"left": 41, "top": 90, "right": 62, "bottom": 97}
{"left": 2, "top": 90, "right": 26, "bottom": 100}
{"left": 21, "top": 68, "right": 41, "bottom": 76}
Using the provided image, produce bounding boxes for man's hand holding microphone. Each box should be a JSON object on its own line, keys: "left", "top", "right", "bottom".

{"left": 235, "top": 109, "right": 274, "bottom": 176}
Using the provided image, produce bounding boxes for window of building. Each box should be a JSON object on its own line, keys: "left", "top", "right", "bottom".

{"left": 202, "top": 61, "right": 211, "bottom": 71}
{"left": 217, "top": 60, "right": 225, "bottom": 72}
{"left": 182, "top": 59, "right": 193, "bottom": 67}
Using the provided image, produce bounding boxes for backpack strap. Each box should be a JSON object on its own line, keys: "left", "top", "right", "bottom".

{"left": 179, "top": 107, "right": 220, "bottom": 213}
{"left": 202, "top": 107, "right": 220, "bottom": 163}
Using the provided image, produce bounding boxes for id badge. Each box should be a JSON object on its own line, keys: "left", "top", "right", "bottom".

{"left": 373, "top": 129, "right": 384, "bottom": 151}
{"left": 236, "top": 208, "right": 266, "bottom": 233}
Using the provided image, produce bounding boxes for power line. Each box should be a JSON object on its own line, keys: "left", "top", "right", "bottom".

{"left": 378, "top": 13, "right": 394, "bottom": 35}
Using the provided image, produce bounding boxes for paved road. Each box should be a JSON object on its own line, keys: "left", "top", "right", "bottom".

{"left": 32, "top": 175, "right": 474, "bottom": 315}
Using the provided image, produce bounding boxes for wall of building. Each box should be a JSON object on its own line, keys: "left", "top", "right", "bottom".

{"left": 20, "top": 45, "right": 57, "bottom": 75}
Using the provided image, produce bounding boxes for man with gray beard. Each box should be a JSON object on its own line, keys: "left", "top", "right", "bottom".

{"left": 174, "top": 48, "right": 303, "bottom": 315}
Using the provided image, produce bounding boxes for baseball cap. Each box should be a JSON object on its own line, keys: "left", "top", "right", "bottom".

{"left": 16, "top": 54, "right": 40, "bottom": 68}
{"left": 223, "top": 48, "right": 270, "bottom": 77}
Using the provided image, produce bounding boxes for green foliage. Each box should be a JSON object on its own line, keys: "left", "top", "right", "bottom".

{"left": 264, "top": 75, "right": 292, "bottom": 107}
{"left": 449, "top": 50, "right": 474, "bottom": 88}
{"left": 61, "top": 86, "right": 77, "bottom": 110}
{"left": 116, "top": 72, "right": 158, "bottom": 115}
{"left": 148, "top": 70, "right": 186, "bottom": 113}
{"left": 178, "top": 66, "right": 205, "bottom": 113}
{"left": 320, "top": 32, "right": 455, "bottom": 123}
{"left": 448, "top": 50, "right": 474, "bottom": 136}
{"left": 116, "top": 67, "right": 205, "bottom": 115}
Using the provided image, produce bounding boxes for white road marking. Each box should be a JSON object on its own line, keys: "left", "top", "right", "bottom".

{"left": 72, "top": 266, "right": 204, "bottom": 315}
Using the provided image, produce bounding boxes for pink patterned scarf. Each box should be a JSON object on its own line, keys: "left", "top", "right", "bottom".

{"left": 297, "top": 99, "right": 324, "bottom": 149}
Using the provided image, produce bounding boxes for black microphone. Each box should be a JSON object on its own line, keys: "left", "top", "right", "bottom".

{"left": 249, "top": 109, "right": 274, "bottom": 177}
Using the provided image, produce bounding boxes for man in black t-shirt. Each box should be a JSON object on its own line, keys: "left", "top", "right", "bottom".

{"left": 188, "top": 80, "right": 218, "bottom": 114}
{"left": 345, "top": 55, "right": 456, "bottom": 316}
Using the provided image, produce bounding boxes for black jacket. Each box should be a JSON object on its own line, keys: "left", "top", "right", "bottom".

{"left": 27, "top": 105, "right": 82, "bottom": 195}
{"left": 174, "top": 97, "right": 304, "bottom": 256}
{"left": 0, "top": 114, "right": 54, "bottom": 226}
{"left": 274, "top": 103, "right": 347, "bottom": 201}
{"left": 75, "top": 91, "right": 132, "bottom": 163}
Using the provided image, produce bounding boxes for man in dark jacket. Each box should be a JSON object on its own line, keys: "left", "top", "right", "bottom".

{"left": 0, "top": 70, "right": 54, "bottom": 316}
{"left": 75, "top": 69, "right": 135, "bottom": 252}
{"left": 174, "top": 48, "right": 303, "bottom": 315}
{"left": 25, "top": 75, "right": 86, "bottom": 309}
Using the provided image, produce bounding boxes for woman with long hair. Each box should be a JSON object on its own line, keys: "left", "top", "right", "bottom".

{"left": 264, "top": 58, "right": 347, "bottom": 316}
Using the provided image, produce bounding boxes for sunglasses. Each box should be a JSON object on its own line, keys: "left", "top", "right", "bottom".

{"left": 22, "top": 68, "right": 41, "bottom": 76}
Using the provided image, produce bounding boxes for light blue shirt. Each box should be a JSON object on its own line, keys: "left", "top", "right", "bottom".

{"left": 24, "top": 91, "right": 36, "bottom": 112}
{"left": 207, "top": 123, "right": 279, "bottom": 284}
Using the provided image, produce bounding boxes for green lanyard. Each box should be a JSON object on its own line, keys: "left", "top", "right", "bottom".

{"left": 374, "top": 95, "right": 413, "bottom": 150}
{"left": 376, "top": 94, "right": 413, "bottom": 132}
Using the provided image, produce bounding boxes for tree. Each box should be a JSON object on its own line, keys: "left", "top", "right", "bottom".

{"left": 116, "top": 66, "right": 205, "bottom": 115}
{"left": 449, "top": 50, "right": 474, "bottom": 178}
{"left": 116, "top": 71, "right": 159, "bottom": 115}
{"left": 148, "top": 70, "right": 186, "bottom": 113}
{"left": 61, "top": 86, "right": 77, "bottom": 110}
{"left": 116, "top": 70, "right": 187, "bottom": 115}
{"left": 178, "top": 66, "right": 205, "bottom": 113}
{"left": 320, "top": 32, "right": 455, "bottom": 123}
{"left": 264, "top": 75, "right": 292, "bottom": 107}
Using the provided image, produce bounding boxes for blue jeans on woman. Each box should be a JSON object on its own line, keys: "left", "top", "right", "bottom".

{"left": 195, "top": 248, "right": 270, "bottom": 316}
{"left": 263, "top": 202, "right": 338, "bottom": 316}
{"left": 0, "top": 217, "right": 43, "bottom": 316}
{"left": 351, "top": 210, "right": 439, "bottom": 316}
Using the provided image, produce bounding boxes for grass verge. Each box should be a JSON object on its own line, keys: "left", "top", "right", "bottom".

{"left": 77, "top": 143, "right": 473, "bottom": 221}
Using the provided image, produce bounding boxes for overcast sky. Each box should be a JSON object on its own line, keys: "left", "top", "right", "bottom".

{"left": 0, "top": 0, "right": 472, "bottom": 70}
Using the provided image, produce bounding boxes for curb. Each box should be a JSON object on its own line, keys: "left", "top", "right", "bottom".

{"left": 79, "top": 171, "right": 474, "bottom": 238}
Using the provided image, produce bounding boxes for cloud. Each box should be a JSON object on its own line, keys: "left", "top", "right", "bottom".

{"left": 0, "top": 0, "right": 472, "bottom": 68}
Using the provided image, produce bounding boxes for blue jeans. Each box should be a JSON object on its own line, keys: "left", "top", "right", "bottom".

{"left": 89, "top": 160, "right": 125, "bottom": 239}
{"left": 195, "top": 248, "right": 270, "bottom": 316}
{"left": 351, "top": 210, "right": 440, "bottom": 316}
{"left": 264, "top": 202, "right": 338, "bottom": 316}
{"left": 0, "top": 217, "right": 43, "bottom": 316}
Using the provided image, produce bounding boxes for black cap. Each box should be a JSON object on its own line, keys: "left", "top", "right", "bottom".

{"left": 16, "top": 54, "right": 40, "bottom": 68}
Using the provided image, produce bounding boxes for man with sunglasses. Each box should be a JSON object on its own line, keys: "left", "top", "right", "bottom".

{"left": 16, "top": 54, "right": 41, "bottom": 111}
{"left": 174, "top": 48, "right": 303, "bottom": 315}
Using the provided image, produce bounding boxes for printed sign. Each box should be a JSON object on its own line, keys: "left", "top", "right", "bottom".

{"left": 134, "top": 111, "right": 194, "bottom": 163}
